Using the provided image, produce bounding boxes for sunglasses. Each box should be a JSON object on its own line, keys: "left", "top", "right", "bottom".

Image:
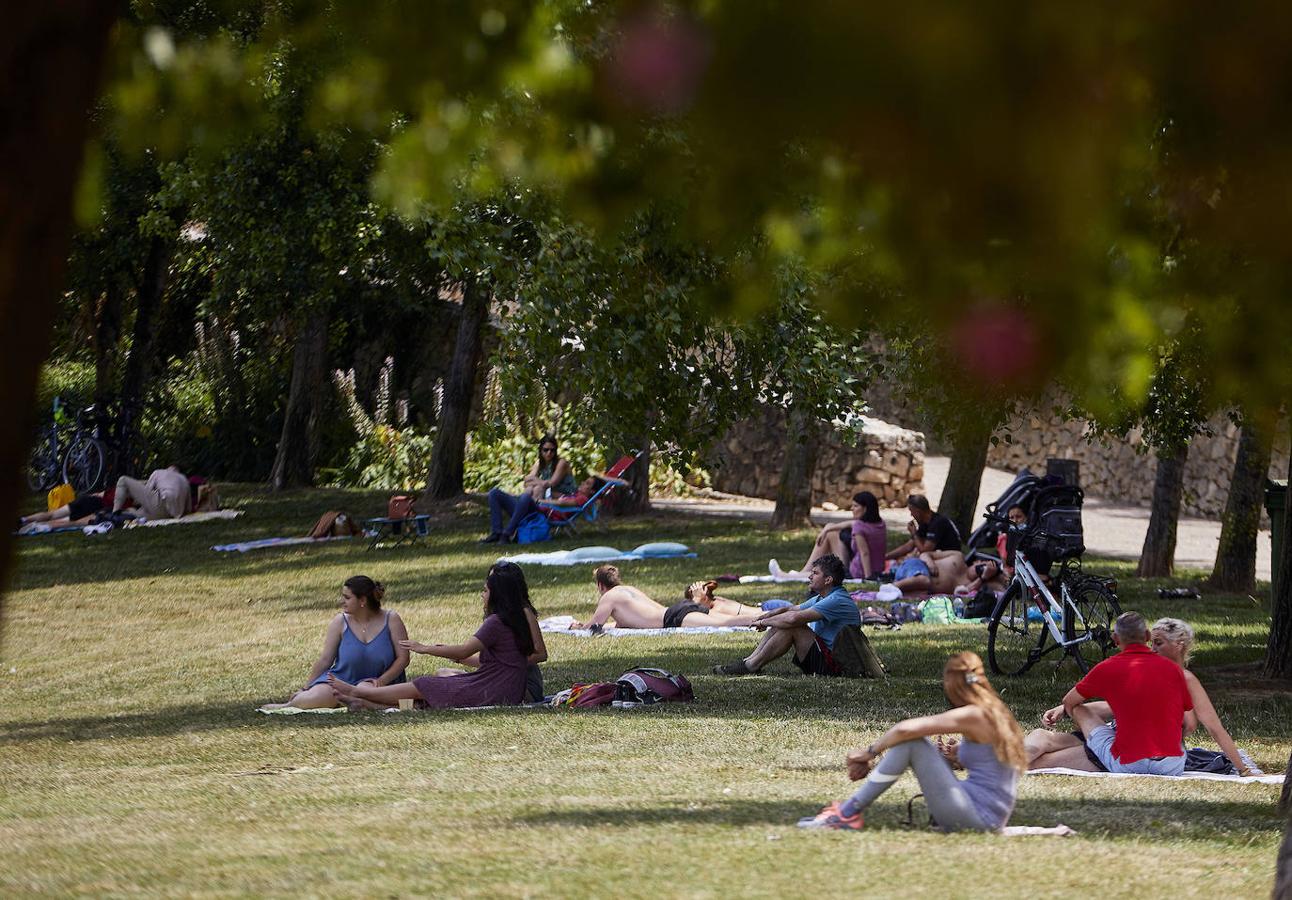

{"left": 540, "top": 446, "right": 556, "bottom": 452}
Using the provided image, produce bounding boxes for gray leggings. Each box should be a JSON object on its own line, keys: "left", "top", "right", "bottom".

{"left": 841, "top": 738, "right": 990, "bottom": 832}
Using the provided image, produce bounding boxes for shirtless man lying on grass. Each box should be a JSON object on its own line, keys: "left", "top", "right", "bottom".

{"left": 569, "top": 565, "right": 764, "bottom": 631}
{"left": 891, "top": 549, "right": 970, "bottom": 595}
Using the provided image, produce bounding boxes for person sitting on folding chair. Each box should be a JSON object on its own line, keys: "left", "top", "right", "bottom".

{"left": 480, "top": 476, "right": 601, "bottom": 544}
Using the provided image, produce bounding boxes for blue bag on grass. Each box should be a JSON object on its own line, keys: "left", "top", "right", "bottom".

{"left": 516, "top": 512, "right": 551, "bottom": 544}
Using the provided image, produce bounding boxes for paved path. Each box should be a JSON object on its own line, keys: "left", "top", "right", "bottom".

{"left": 654, "top": 456, "right": 1272, "bottom": 580}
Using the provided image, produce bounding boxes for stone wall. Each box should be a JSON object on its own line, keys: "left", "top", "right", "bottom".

{"left": 986, "top": 399, "right": 1290, "bottom": 520}
{"left": 708, "top": 408, "right": 926, "bottom": 507}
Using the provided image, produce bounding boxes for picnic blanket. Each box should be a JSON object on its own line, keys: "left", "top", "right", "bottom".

{"left": 15, "top": 524, "right": 85, "bottom": 537}
{"left": 127, "top": 509, "right": 243, "bottom": 528}
{"left": 540, "top": 614, "right": 753, "bottom": 637}
{"left": 214, "top": 535, "right": 356, "bottom": 553}
{"left": 1001, "top": 825, "right": 1077, "bottom": 837}
{"left": 256, "top": 705, "right": 347, "bottom": 715}
{"left": 739, "top": 574, "right": 869, "bottom": 585}
{"left": 500, "top": 542, "right": 696, "bottom": 567}
{"left": 1028, "top": 766, "right": 1285, "bottom": 785}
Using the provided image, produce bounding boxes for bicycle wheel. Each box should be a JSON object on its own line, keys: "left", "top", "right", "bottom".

{"left": 987, "top": 583, "right": 1047, "bottom": 676}
{"left": 1064, "top": 576, "right": 1122, "bottom": 674}
{"left": 63, "top": 436, "right": 107, "bottom": 494}
{"left": 26, "top": 440, "right": 59, "bottom": 493}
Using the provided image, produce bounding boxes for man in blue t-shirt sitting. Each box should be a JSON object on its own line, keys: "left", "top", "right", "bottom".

{"left": 712, "top": 554, "right": 861, "bottom": 677}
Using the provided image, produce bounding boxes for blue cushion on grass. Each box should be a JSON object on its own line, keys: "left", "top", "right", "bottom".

{"left": 632, "top": 542, "right": 692, "bottom": 558}
{"left": 567, "top": 546, "right": 624, "bottom": 561}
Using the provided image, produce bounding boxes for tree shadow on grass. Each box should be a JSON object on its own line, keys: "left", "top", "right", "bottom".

{"left": 516, "top": 796, "right": 1285, "bottom": 838}
{"left": 0, "top": 699, "right": 269, "bottom": 745}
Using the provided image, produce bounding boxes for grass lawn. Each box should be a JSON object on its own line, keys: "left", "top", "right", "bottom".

{"left": 2, "top": 485, "right": 1288, "bottom": 898}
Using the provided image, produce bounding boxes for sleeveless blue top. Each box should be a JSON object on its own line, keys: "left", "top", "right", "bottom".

{"left": 310, "top": 613, "right": 405, "bottom": 686}
{"left": 957, "top": 738, "right": 1019, "bottom": 830}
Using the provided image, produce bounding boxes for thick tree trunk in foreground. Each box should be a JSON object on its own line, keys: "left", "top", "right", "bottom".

{"left": 613, "top": 442, "right": 651, "bottom": 516}
{"left": 269, "top": 311, "right": 330, "bottom": 490}
{"left": 0, "top": 5, "right": 118, "bottom": 619}
{"left": 1209, "top": 420, "right": 1272, "bottom": 593}
{"left": 425, "top": 279, "right": 488, "bottom": 500}
{"left": 938, "top": 418, "right": 992, "bottom": 545}
{"left": 770, "top": 406, "right": 821, "bottom": 530}
{"left": 1137, "top": 446, "right": 1188, "bottom": 577}
{"left": 1265, "top": 441, "right": 1292, "bottom": 680}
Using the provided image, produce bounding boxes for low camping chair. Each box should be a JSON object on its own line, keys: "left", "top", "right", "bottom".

{"left": 537, "top": 450, "right": 644, "bottom": 537}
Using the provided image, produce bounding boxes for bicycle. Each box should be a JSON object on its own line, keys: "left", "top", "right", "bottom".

{"left": 26, "top": 396, "right": 73, "bottom": 493}
{"left": 60, "top": 401, "right": 151, "bottom": 495}
{"left": 984, "top": 511, "right": 1121, "bottom": 676}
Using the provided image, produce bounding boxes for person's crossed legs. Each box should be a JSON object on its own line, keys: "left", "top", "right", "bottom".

{"left": 743, "top": 625, "right": 821, "bottom": 673}
{"left": 1023, "top": 729, "right": 1099, "bottom": 770}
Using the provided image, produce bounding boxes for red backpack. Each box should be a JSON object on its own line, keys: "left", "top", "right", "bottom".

{"left": 615, "top": 668, "right": 694, "bottom": 704}
{"left": 568, "top": 682, "right": 619, "bottom": 708}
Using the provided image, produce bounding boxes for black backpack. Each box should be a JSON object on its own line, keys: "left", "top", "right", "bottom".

{"left": 1011, "top": 484, "right": 1085, "bottom": 573}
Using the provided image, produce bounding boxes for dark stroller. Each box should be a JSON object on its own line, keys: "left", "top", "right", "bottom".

{"left": 964, "top": 469, "right": 1043, "bottom": 562}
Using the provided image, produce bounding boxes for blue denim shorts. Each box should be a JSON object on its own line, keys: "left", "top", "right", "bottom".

{"left": 1085, "top": 724, "right": 1185, "bottom": 775}
{"left": 893, "top": 558, "right": 931, "bottom": 581}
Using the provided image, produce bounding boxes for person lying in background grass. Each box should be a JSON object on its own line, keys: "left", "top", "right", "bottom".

{"left": 1024, "top": 616, "right": 1262, "bottom": 776}
{"left": 330, "top": 562, "right": 546, "bottom": 709}
{"left": 569, "top": 566, "right": 764, "bottom": 630}
{"left": 261, "top": 575, "right": 409, "bottom": 711}
{"left": 799, "top": 651, "right": 1025, "bottom": 832}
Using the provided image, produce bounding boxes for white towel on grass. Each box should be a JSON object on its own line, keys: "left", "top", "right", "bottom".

{"left": 540, "top": 614, "right": 754, "bottom": 637}
{"left": 128, "top": 509, "right": 243, "bottom": 528}
{"left": 1028, "top": 766, "right": 1284, "bottom": 784}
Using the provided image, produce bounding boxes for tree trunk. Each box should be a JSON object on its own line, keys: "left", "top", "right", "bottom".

{"left": 0, "top": 5, "right": 118, "bottom": 619}
{"left": 269, "top": 311, "right": 330, "bottom": 490}
{"left": 93, "top": 283, "right": 125, "bottom": 408}
{"left": 1276, "top": 759, "right": 1292, "bottom": 900}
{"left": 1264, "top": 438, "right": 1292, "bottom": 680}
{"left": 113, "top": 236, "right": 173, "bottom": 478}
{"left": 770, "top": 405, "right": 821, "bottom": 530}
{"left": 1208, "top": 419, "right": 1272, "bottom": 593}
{"left": 1137, "top": 446, "right": 1188, "bottom": 577}
{"left": 612, "top": 442, "right": 652, "bottom": 516}
{"left": 938, "top": 418, "right": 993, "bottom": 543}
{"left": 425, "top": 278, "right": 489, "bottom": 500}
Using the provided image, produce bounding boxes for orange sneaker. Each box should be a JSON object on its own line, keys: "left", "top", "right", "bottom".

{"left": 796, "top": 801, "right": 863, "bottom": 831}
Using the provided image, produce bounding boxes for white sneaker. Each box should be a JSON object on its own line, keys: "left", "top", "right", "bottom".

{"left": 769, "top": 559, "right": 805, "bottom": 581}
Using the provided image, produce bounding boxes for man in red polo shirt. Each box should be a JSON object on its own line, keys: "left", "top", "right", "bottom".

{"left": 1061, "top": 611, "right": 1192, "bottom": 775}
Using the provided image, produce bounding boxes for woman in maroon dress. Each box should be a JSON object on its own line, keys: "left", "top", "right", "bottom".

{"left": 329, "top": 562, "right": 546, "bottom": 709}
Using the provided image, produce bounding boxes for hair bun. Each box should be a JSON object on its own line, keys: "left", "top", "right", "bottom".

{"left": 372, "top": 581, "right": 385, "bottom": 602}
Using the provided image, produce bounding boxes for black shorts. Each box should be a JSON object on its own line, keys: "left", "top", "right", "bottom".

{"left": 67, "top": 494, "right": 105, "bottom": 520}
{"left": 663, "top": 601, "right": 707, "bottom": 629}
{"left": 793, "top": 634, "right": 843, "bottom": 677}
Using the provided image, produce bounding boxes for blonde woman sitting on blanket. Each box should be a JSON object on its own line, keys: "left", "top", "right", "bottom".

{"left": 799, "top": 651, "right": 1025, "bottom": 832}
{"left": 1024, "top": 617, "right": 1261, "bottom": 775}
{"left": 569, "top": 566, "right": 763, "bottom": 631}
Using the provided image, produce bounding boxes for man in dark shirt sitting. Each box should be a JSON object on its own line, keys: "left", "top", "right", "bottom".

{"left": 887, "top": 494, "right": 961, "bottom": 558}
{"left": 881, "top": 494, "right": 964, "bottom": 593}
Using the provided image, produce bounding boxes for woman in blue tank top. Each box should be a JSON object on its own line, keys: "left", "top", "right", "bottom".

{"left": 798, "top": 651, "right": 1025, "bottom": 833}
{"left": 261, "top": 575, "right": 409, "bottom": 710}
